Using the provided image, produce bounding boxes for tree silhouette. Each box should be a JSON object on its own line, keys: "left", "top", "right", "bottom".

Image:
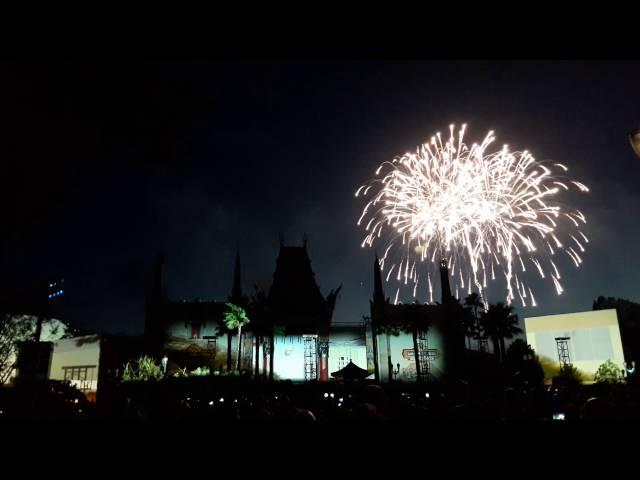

{"left": 480, "top": 302, "right": 522, "bottom": 363}
{"left": 593, "top": 296, "right": 640, "bottom": 362}
{"left": 0, "top": 314, "right": 71, "bottom": 385}
{"left": 504, "top": 339, "right": 544, "bottom": 386}
{"left": 463, "top": 293, "right": 485, "bottom": 349}
{"left": 556, "top": 363, "right": 582, "bottom": 386}
{"left": 0, "top": 314, "right": 32, "bottom": 384}
{"left": 459, "top": 306, "right": 475, "bottom": 350}
{"left": 224, "top": 303, "right": 250, "bottom": 372}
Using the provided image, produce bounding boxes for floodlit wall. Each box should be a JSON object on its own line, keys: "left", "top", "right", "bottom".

{"left": 272, "top": 335, "right": 307, "bottom": 381}
{"left": 375, "top": 330, "right": 444, "bottom": 382}
{"left": 524, "top": 309, "right": 625, "bottom": 378}
{"left": 166, "top": 320, "right": 219, "bottom": 341}
{"left": 163, "top": 324, "right": 238, "bottom": 373}
{"left": 328, "top": 329, "right": 368, "bottom": 376}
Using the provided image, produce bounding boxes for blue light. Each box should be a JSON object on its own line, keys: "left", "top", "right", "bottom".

{"left": 48, "top": 294, "right": 52, "bottom": 299}
{"left": 60, "top": 290, "right": 64, "bottom": 294}
{"left": 49, "top": 284, "right": 53, "bottom": 288}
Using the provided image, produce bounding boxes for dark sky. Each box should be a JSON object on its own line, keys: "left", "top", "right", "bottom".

{"left": 1, "top": 60, "right": 640, "bottom": 334}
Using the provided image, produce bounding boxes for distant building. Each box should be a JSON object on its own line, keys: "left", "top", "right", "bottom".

{"left": 144, "top": 243, "right": 485, "bottom": 383}
{"left": 524, "top": 309, "right": 625, "bottom": 380}
{"left": 145, "top": 240, "right": 342, "bottom": 382}
{"left": 592, "top": 296, "right": 640, "bottom": 364}
{"left": 15, "top": 334, "right": 148, "bottom": 404}
{"left": 328, "top": 324, "right": 369, "bottom": 378}
{"left": 47, "top": 336, "right": 101, "bottom": 401}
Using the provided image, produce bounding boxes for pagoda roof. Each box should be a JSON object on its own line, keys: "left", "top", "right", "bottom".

{"left": 267, "top": 244, "right": 341, "bottom": 333}
{"left": 268, "top": 245, "right": 326, "bottom": 312}
{"left": 331, "top": 360, "right": 372, "bottom": 380}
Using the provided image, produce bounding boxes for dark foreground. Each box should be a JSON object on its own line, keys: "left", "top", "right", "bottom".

{"left": 3, "top": 377, "right": 640, "bottom": 422}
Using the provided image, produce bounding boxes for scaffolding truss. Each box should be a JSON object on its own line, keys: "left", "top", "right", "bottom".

{"left": 303, "top": 335, "right": 318, "bottom": 381}
{"left": 416, "top": 331, "right": 429, "bottom": 380}
{"left": 555, "top": 337, "right": 571, "bottom": 366}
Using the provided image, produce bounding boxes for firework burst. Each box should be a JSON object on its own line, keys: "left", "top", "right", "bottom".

{"left": 356, "top": 124, "right": 589, "bottom": 307}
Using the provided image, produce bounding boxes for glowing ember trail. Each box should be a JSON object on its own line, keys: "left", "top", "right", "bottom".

{"left": 355, "top": 124, "right": 589, "bottom": 306}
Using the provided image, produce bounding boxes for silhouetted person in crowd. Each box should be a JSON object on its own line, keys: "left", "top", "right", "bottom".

{"left": 580, "top": 397, "right": 616, "bottom": 420}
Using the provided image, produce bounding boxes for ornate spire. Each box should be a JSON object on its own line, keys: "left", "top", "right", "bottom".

{"left": 440, "top": 258, "right": 452, "bottom": 304}
{"left": 373, "top": 254, "right": 385, "bottom": 306}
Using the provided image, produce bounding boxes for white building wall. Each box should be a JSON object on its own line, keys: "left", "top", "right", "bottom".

{"left": 328, "top": 345, "right": 367, "bottom": 375}
{"left": 328, "top": 328, "right": 368, "bottom": 377}
{"left": 49, "top": 336, "right": 101, "bottom": 393}
{"left": 272, "top": 335, "right": 306, "bottom": 381}
{"left": 525, "top": 309, "right": 625, "bottom": 379}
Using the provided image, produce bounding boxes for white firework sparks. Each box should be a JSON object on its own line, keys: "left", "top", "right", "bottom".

{"left": 356, "top": 124, "right": 589, "bottom": 306}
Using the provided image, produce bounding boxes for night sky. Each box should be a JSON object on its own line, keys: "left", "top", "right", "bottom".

{"left": 2, "top": 60, "right": 640, "bottom": 335}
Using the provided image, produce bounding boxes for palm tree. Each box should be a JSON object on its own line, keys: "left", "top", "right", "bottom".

{"left": 463, "top": 292, "right": 486, "bottom": 350}
{"left": 460, "top": 303, "right": 476, "bottom": 349}
{"left": 224, "top": 303, "right": 250, "bottom": 372}
{"left": 480, "top": 302, "right": 522, "bottom": 363}
{"left": 226, "top": 332, "right": 233, "bottom": 371}
{"left": 446, "top": 297, "right": 470, "bottom": 346}
{"left": 377, "top": 318, "right": 404, "bottom": 382}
